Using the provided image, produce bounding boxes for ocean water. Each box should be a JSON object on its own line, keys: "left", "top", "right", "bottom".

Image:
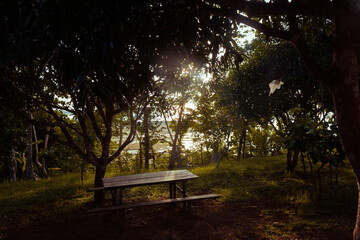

{"left": 118, "top": 130, "right": 200, "bottom": 154}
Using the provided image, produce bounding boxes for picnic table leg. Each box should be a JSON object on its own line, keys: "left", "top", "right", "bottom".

{"left": 182, "top": 181, "right": 187, "bottom": 212}
{"left": 118, "top": 188, "right": 125, "bottom": 224}
{"left": 182, "top": 181, "right": 187, "bottom": 197}
{"left": 169, "top": 182, "right": 173, "bottom": 199}
{"left": 173, "top": 181, "right": 176, "bottom": 198}
{"left": 110, "top": 189, "right": 118, "bottom": 205}
{"left": 119, "top": 188, "right": 123, "bottom": 204}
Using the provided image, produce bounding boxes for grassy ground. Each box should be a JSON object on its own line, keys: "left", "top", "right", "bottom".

{"left": 0, "top": 155, "right": 357, "bottom": 239}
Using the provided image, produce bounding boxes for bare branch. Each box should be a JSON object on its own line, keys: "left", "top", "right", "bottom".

{"left": 108, "top": 107, "right": 138, "bottom": 164}
{"left": 85, "top": 104, "right": 104, "bottom": 141}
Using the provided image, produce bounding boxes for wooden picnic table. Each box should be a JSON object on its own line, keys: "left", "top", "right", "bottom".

{"left": 87, "top": 169, "right": 219, "bottom": 213}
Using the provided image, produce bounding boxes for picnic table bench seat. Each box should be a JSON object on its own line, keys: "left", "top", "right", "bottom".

{"left": 87, "top": 193, "right": 219, "bottom": 213}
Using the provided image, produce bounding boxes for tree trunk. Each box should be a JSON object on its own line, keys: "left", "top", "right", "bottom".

{"left": 94, "top": 164, "right": 107, "bottom": 206}
{"left": 118, "top": 127, "right": 123, "bottom": 170}
{"left": 307, "top": 153, "right": 316, "bottom": 189}
{"left": 9, "top": 147, "right": 17, "bottom": 182}
{"left": 216, "top": 129, "right": 231, "bottom": 168}
{"left": 211, "top": 152, "right": 219, "bottom": 163}
{"left": 287, "top": 10, "right": 360, "bottom": 238}
{"left": 329, "top": 164, "right": 333, "bottom": 200}
{"left": 25, "top": 123, "right": 36, "bottom": 180}
{"left": 200, "top": 144, "right": 203, "bottom": 164}
{"left": 317, "top": 163, "right": 325, "bottom": 201}
{"left": 242, "top": 128, "right": 246, "bottom": 160}
{"left": 41, "top": 126, "right": 50, "bottom": 177}
{"left": 32, "top": 125, "right": 48, "bottom": 178}
{"left": 300, "top": 152, "right": 307, "bottom": 176}
{"left": 81, "top": 159, "right": 85, "bottom": 183}
{"left": 237, "top": 136, "right": 243, "bottom": 161}
{"left": 144, "top": 107, "right": 150, "bottom": 169}
{"left": 331, "top": 81, "right": 360, "bottom": 239}
{"left": 169, "top": 104, "right": 184, "bottom": 169}
{"left": 335, "top": 164, "right": 338, "bottom": 196}
{"left": 286, "top": 149, "right": 299, "bottom": 171}
{"left": 139, "top": 135, "right": 143, "bottom": 169}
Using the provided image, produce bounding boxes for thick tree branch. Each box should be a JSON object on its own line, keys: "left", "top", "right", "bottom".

{"left": 208, "top": 6, "right": 332, "bottom": 91}
{"left": 94, "top": 97, "right": 107, "bottom": 125}
{"left": 85, "top": 104, "right": 104, "bottom": 141}
{"left": 107, "top": 107, "right": 137, "bottom": 164}
{"left": 209, "top": 8, "right": 292, "bottom": 41}
{"left": 206, "top": 0, "right": 337, "bottom": 18}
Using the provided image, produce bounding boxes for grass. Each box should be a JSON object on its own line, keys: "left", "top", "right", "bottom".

{"left": 0, "top": 155, "right": 358, "bottom": 239}
{"left": 0, "top": 173, "right": 93, "bottom": 222}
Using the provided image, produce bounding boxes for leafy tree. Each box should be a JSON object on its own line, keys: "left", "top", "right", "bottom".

{"left": 158, "top": 68, "right": 200, "bottom": 169}
{"left": 194, "top": 1, "right": 360, "bottom": 237}
{"left": 0, "top": 0, "right": 240, "bottom": 205}
{"left": 193, "top": 81, "right": 238, "bottom": 167}
{"left": 135, "top": 103, "right": 163, "bottom": 169}
{"left": 248, "top": 124, "right": 280, "bottom": 157}
{"left": 0, "top": 107, "right": 27, "bottom": 181}
{"left": 221, "top": 36, "right": 332, "bottom": 170}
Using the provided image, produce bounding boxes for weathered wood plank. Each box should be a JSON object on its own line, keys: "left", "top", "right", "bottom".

{"left": 102, "top": 170, "right": 196, "bottom": 184}
{"left": 102, "top": 170, "right": 198, "bottom": 188}
{"left": 102, "top": 170, "right": 190, "bottom": 182}
{"left": 104, "top": 176, "right": 197, "bottom": 188}
{"left": 87, "top": 194, "right": 219, "bottom": 213}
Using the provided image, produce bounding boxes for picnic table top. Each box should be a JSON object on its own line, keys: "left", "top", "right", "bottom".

{"left": 102, "top": 169, "right": 198, "bottom": 189}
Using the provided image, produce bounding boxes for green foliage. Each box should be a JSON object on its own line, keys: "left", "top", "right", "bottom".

{"left": 248, "top": 124, "right": 282, "bottom": 157}
{"left": 223, "top": 36, "right": 330, "bottom": 123}
{"left": 283, "top": 117, "right": 345, "bottom": 166}
{"left": 215, "top": 33, "right": 334, "bottom": 161}
{"left": 193, "top": 81, "right": 237, "bottom": 155}
{"left": 0, "top": 106, "right": 27, "bottom": 181}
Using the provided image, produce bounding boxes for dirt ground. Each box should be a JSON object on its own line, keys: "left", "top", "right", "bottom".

{"left": 4, "top": 199, "right": 352, "bottom": 240}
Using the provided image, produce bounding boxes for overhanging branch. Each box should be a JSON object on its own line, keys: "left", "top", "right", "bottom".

{"left": 210, "top": 8, "right": 291, "bottom": 41}
{"left": 206, "top": 0, "right": 337, "bottom": 18}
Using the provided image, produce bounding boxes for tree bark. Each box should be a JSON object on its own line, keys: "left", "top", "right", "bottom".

{"left": 331, "top": 81, "right": 360, "bottom": 239}
{"left": 200, "top": 143, "right": 203, "bottom": 164}
{"left": 216, "top": 128, "right": 231, "bottom": 168}
{"left": 237, "top": 136, "right": 243, "bottom": 161}
{"left": 118, "top": 127, "right": 123, "bottom": 170}
{"left": 325, "top": 13, "right": 360, "bottom": 238}
{"left": 41, "top": 126, "right": 50, "bottom": 177}
{"left": 300, "top": 152, "right": 307, "bottom": 176}
{"left": 9, "top": 147, "right": 17, "bottom": 182}
{"left": 94, "top": 164, "right": 107, "bottom": 206}
{"left": 242, "top": 128, "right": 246, "bottom": 160}
{"left": 169, "top": 104, "right": 185, "bottom": 169}
{"left": 286, "top": 149, "right": 299, "bottom": 171}
{"left": 32, "top": 125, "right": 49, "bottom": 178}
{"left": 211, "top": 152, "right": 219, "bottom": 163}
{"left": 25, "top": 123, "right": 36, "bottom": 180}
{"left": 139, "top": 135, "right": 143, "bottom": 169}
{"left": 144, "top": 107, "right": 150, "bottom": 169}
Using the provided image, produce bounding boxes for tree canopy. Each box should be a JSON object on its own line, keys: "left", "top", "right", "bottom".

{"left": 2, "top": 0, "right": 360, "bottom": 238}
